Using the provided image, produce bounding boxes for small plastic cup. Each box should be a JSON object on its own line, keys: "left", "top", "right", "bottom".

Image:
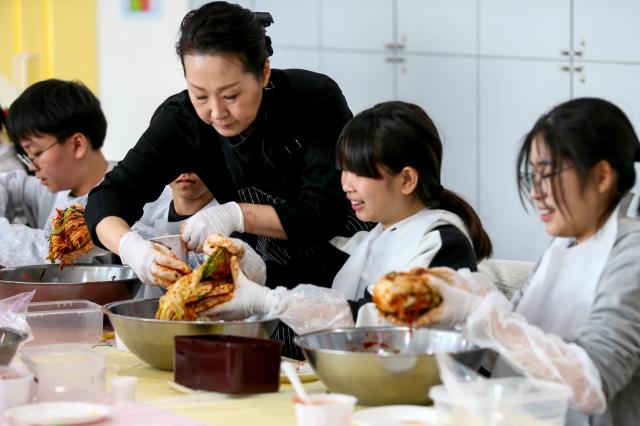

{"left": 294, "top": 393, "right": 357, "bottom": 426}
{"left": 110, "top": 376, "right": 138, "bottom": 402}
{"left": 0, "top": 369, "right": 34, "bottom": 408}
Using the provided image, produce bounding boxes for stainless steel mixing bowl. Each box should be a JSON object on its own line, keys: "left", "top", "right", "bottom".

{"left": 294, "top": 327, "right": 487, "bottom": 406}
{"left": 104, "top": 298, "right": 280, "bottom": 370}
{"left": 0, "top": 327, "right": 28, "bottom": 365}
{"left": 0, "top": 264, "right": 142, "bottom": 305}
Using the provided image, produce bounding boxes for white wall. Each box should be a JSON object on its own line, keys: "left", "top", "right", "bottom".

{"left": 97, "top": 0, "right": 640, "bottom": 261}
{"left": 97, "top": 0, "right": 190, "bottom": 161}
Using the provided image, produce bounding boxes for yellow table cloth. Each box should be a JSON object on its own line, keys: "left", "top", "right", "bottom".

{"left": 95, "top": 345, "right": 327, "bottom": 426}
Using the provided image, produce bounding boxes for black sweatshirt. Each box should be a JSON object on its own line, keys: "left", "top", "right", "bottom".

{"left": 85, "top": 69, "right": 372, "bottom": 287}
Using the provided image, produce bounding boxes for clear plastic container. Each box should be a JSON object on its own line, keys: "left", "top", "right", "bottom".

{"left": 25, "top": 300, "right": 103, "bottom": 347}
{"left": 20, "top": 344, "right": 106, "bottom": 402}
{"left": 429, "top": 377, "right": 572, "bottom": 426}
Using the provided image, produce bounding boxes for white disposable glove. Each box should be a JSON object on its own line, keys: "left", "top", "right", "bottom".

{"left": 228, "top": 237, "right": 266, "bottom": 285}
{"left": 425, "top": 280, "right": 481, "bottom": 327}
{"left": 201, "top": 256, "right": 272, "bottom": 320}
{"left": 181, "top": 202, "right": 244, "bottom": 251}
{"left": 119, "top": 231, "right": 191, "bottom": 287}
{"left": 406, "top": 268, "right": 491, "bottom": 328}
{"left": 203, "top": 257, "right": 354, "bottom": 333}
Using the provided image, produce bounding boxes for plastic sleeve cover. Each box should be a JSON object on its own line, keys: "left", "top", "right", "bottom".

{"left": 464, "top": 292, "right": 606, "bottom": 414}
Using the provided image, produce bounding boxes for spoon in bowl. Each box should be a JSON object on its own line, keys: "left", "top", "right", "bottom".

{"left": 281, "top": 361, "right": 310, "bottom": 404}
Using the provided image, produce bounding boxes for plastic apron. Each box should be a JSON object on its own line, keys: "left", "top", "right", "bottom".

{"left": 492, "top": 203, "right": 621, "bottom": 401}
{"left": 516, "top": 203, "right": 620, "bottom": 339}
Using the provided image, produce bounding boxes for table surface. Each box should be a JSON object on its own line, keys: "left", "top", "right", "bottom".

{"left": 96, "top": 344, "right": 328, "bottom": 426}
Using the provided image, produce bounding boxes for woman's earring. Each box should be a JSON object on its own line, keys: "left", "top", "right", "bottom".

{"left": 264, "top": 81, "right": 274, "bottom": 91}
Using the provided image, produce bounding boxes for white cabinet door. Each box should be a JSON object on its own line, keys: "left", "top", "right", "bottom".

{"left": 322, "top": 51, "right": 395, "bottom": 115}
{"left": 573, "top": 62, "right": 640, "bottom": 138}
{"left": 255, "top": 0, "right": 321, "bottom": 48}
{"left": 479, "top": 0, "right": 571, "bottom": 59}
{"left": 270, "top": 48, "right": 322, "bottom": 73}
{"left": 397, "top": 55, "right": 478, "bottom": 206}
{"left": 398, "top": 0, "right": 477, "bottom": 55}
{"left": 321, "top": 0, "right": 394, "bottom": 50}
{"left": 478, "top": 58, "right": 570, "bottom": 261}
{"left": 573, "top": 0, "right": 640, "bottom": 62}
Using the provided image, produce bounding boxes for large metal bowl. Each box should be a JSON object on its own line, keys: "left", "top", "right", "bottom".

{"left": 295, "top": 327, "right": 488, "bottom": 406}
{"left": 0, "top": 264, "right": 142, "bottom": 305}
{"left": 104, "top": 298, "right": 280, "bottom": 370}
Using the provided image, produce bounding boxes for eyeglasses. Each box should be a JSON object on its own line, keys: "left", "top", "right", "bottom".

{"left": 520, "top": 165, "right": 575, "bottom": 195}
{"left": 16, "top": 139, "right": 61, "bottom": 170}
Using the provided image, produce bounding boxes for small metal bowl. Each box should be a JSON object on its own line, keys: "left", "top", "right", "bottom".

{"left": 0, "top": 327, "right": 28, "bottom": 366}
{"left": 104, "top": 298, "right": 280, "bottom": 370}
{"left": 0, "top": 264, "right": 142, "bottom": 304}
{"left": 295, "top": 327, "right": 488, "bottom": 406}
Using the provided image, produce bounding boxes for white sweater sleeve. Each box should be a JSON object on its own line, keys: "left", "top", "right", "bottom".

{"left": 0, "top": 171, "right": 56, "bottom": 227}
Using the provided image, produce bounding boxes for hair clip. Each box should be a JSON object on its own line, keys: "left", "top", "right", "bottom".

{"left": 254, "top": 12, "right": 274, "bottom": 27}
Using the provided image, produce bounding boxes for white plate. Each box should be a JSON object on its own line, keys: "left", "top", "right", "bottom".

{"left": 353, "top": 405, "right": 438, "bottom": 426}
{"left": 280, "top": 358, "right": 318, "bottom": 383}
{"left": 5, "top": 402, "right": 110, "bottom": 425}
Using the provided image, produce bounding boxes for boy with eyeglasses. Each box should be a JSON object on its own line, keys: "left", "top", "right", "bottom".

{"left": 0, "top": 79, "right": 111, "bottom": 266}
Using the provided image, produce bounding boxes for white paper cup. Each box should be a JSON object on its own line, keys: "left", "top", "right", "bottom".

{"left": 110, "top": 376, "right": 138, "bottom": 402}
{"left": 0, "top": 371, "right": 34, "bottom": 408}
{"left": 294, "top": 394, "right": 357, "bottom": 426}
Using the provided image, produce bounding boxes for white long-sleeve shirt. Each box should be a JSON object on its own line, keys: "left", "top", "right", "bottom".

{"left": 0, "top": 165, "right": 115, "bottom": 267}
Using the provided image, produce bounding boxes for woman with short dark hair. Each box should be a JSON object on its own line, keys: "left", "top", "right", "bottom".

{"left": 85, "top": 1, "right": 371, "bottom": 292}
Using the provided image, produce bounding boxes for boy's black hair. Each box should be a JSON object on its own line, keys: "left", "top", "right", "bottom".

{"left": 6, "top": 79, "right": 107, "bottom": 150}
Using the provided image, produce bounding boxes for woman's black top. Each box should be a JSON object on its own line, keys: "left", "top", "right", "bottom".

{"left": 85, "top": 69, "right": 372, "bottom": 287}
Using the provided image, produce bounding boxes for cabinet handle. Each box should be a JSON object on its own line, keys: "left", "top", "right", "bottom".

{"left": 385, "top": 57, "right": 405, "bottom": 64}
{"left": 384, "top": 43, "right": 405, "bottom": 50}
{"left": 574, "top": 66, "right": 584, "bottom": 73}
{"left": 560, "top": 66, "right": 572, "bottom": 72}
{"left": 561, "top": 50, "right": 584, "bottom": 57}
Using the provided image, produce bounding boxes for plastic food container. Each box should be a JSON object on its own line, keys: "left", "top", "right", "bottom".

{"left": 174, "top": 335, "right": 282, "bottom": 394}
{"left": 429, "top": 377, "right": 572, "bottom": 426}
{"left": 25, "top": 300, "right": 103, "bottom": 347}
{"left": 20, "top": 344, "right": 107, "bottom": 402}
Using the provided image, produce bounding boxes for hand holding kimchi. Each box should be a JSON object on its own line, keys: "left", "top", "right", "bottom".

{"left": 47, "top": 204, "right": 95, "bottom": 267}
{"left": 372, "top": 267, "right": 446, "bottom": 326}
{"left": 155, "top": 234, "right": 245, "bottom": 321}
